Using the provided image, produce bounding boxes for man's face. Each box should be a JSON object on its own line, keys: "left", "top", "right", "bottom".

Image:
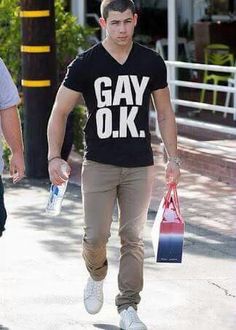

{"left": 100, "top": 9, "right": 137, "bottom": 46}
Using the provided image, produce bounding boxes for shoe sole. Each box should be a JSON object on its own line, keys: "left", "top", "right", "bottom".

{"left": 119, "top": 319, "right": 148, "bottom": 330}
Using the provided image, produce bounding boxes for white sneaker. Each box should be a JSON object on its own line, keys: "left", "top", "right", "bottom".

{"left": 84, "top": 277, "right": 104, "bottom": 314}
{"left": 119, "top": 306, "right": 148, "bottom": 330}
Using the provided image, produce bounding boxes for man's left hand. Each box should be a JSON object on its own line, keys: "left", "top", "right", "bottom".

{"left": 165, "top": 160, "right": 181, "bottom": 185}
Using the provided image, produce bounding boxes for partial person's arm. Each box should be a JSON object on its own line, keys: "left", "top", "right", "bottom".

{"left": 152, "top": 87, "right": 180, "bottom": 184}
{"left": 47, "top": 85, "right": 81, "bottom": 185}
{"left": 0, "top": 106, "right": 25, "bottom": 183}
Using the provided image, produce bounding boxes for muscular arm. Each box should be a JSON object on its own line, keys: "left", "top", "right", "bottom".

{"left": 0, "top": 106, "right": 25, "bottom": 182}
{"left": 47, "top": 85, "right": 81, "bottom": 184}
{"left": 152, "top": 87, "right": 177, "bottom": 157}
{"left": 152, "top": 87, "right": 180, "bottom": 184}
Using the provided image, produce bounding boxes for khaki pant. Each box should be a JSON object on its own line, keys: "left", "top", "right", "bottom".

{"left": 81, "top": 160, "right": 155, "bottom": 312}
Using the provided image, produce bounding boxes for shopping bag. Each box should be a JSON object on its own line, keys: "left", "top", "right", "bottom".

{"left": 151, "top": 184, "right": 184, "bottom": 263}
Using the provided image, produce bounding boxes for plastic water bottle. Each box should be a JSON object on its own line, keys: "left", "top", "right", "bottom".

{"left": 45, "top": 164, "right": 69, "bottom": 216}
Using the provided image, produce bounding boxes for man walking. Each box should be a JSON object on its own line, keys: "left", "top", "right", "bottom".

{"left": 0, "top": 58, "right": 25, "bottom": 237}
{"left": 47, "top": 1, "right": 180, "bottom": 329}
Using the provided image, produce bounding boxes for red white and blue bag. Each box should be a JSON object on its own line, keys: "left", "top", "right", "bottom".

{"left": 151, "top": 184, "right": 184, "bottom": 263}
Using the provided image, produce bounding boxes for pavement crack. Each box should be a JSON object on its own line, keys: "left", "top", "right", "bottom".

{"left": 208, "top": 281, "right": 236, "bottom": 298}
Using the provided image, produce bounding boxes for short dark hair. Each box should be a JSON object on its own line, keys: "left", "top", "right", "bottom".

{"left": 100, "top": 0, "right": 136, "bottom": 20}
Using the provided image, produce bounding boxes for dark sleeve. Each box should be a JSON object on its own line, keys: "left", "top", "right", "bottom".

{"left": 149, "top": 53, "right": 168, "bottom": 91}
{"left": 63, "top": 55, "right": 85, "bottom": 93}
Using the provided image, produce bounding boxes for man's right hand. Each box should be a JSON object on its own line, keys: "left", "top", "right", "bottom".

{"left": 48, "top": 158, "right": 71, "bottom": 185}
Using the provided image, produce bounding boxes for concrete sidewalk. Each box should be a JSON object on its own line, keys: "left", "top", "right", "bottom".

{"left": 0, "top": 158, "right": 235, "bottom": 330}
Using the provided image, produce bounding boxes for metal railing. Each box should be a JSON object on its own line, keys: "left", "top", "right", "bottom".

{"left": 165, "top": 61, "right": 236, "bottom": 120}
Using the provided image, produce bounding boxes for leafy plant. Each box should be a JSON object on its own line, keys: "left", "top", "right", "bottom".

{"left": 73, "top": 106, "right": 87, "bottom": 155}
{"left": 0, "top": 0, "right": 92, "bottom": 164}
{"left": 55, "top": 0, "right": 95, "bottom": 81}
{"left": 2, "top": 141, "right": 11, "bottom": 171}
{"left": 0, "top": 0, "right": 21, "bottom": 85}
{"left": 0, "top": 0, "right": 95, "bottom": 85}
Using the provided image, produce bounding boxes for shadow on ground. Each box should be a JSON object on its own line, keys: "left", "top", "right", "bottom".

{"left": 94, "top": 324, "right": 120, "bottom": 330}
{"left": 0, "top": 325, "right": 10, "bottom": 330}
{"left": 4, "top": 178, "right": 236, "bottom": 267}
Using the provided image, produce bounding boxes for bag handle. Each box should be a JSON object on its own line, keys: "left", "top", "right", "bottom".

{"left": 173, "top": 185, "right": 180, "bottom": 214}
{"left": 164, "top": 183, "right": 180, "bottom": 214}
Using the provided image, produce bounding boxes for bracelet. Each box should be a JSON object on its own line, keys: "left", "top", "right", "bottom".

{"left": 168, "top": 156, "right": 181, "bottom": 167}
{"left": 48, "top": 156, "right": 61, "bottom": 163}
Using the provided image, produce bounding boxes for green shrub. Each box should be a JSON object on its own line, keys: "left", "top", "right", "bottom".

{"left": 0, "top": 0, "right": 93, "bottom": 163}
{"left": 0, "top": 0, "right": 21, "bottom": 85}
{"left": 73, "top": 106, "right": 87, "bottom": 155}
{"left": 55, "top": 0, "right": 95, "bottom": 81}
{"left": 0, "top": 0, "right": 94, "bottom": 84}
{"left": 2, "top": 140, "right": 11, "bottom": 171}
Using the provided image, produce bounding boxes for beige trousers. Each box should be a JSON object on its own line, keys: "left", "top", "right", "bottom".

{"left": 81, "top": 160, "right": 155, "bottom": 312}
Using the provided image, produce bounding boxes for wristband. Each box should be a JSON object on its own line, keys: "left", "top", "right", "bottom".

{"left": 168, "top": 156, "right": 181, "bottom": 167}
{"left": 48, "top": 156, "right": 61, "bottom": 163}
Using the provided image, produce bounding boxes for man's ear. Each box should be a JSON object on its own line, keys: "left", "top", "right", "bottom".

{"left": 99, "top": 17, "right": 106, "bottom": 28}
{"left": 134, "top": 13, "right": 138, "bottom": 27}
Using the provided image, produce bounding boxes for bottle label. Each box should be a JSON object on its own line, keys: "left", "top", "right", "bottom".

{"left": 45, "top": 182, "right": 67, "bottom": 216}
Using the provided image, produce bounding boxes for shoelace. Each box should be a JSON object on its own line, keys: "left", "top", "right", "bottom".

{"left": 86, "top": 280, "right": 103, "bottom": 299}
{"left": 127, "top": 309, "right": 141, "bottom": 323}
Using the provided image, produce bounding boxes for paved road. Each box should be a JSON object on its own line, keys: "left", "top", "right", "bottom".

{"left": 0, "top": 164, "right": 235, "bottom": 330}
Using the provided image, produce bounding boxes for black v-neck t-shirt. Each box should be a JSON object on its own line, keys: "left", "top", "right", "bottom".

{"left": 63, "top": 42, "right": 167, "bottom": 167}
